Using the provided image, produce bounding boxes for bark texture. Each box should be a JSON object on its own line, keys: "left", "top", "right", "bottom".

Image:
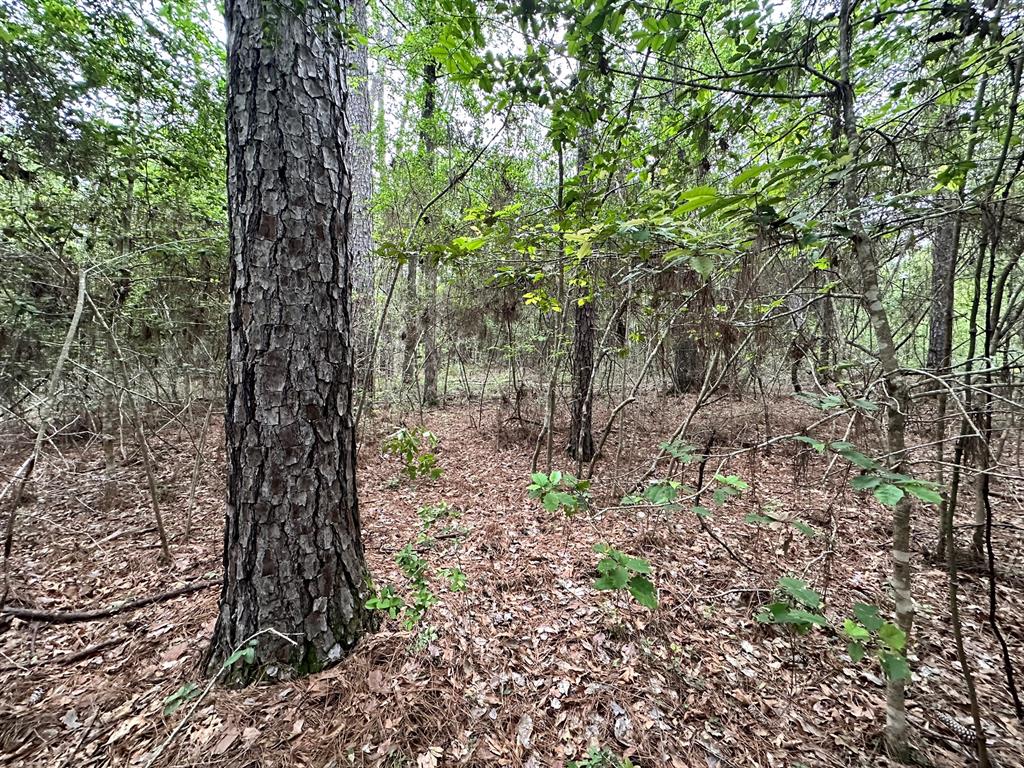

{"left": 209, "top": 0, "right": 373, "bottom": 683}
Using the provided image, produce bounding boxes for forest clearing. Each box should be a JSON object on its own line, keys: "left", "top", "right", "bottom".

{"left": 2, "top": 0, "right": 1024, "bottom": 765}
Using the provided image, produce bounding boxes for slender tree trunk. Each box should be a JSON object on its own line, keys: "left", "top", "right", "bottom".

{"left": 402, "top": 254, "right": 418, "bottom": 385}
{"left": 208, "top": 0, "right": 373, "bottom": 682}
{"left": 567, "top": 138, "right": 595, "bottom": 463}
{"left": 347, "top": 0, "right": 374, "bottom": 396}
{"left": 421, "top": 62, "right": 439, "bottom": 407}
{"left": 927, "top": 213, "right": 958, "bottom": 371}
{"left": 838, "top": 0, "right": 913, "bottom": 756}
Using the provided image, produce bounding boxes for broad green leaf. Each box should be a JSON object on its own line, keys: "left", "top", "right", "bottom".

{"left": 873, "top": 484, "right": 905, "bottom": 506}
{"left": 880, "top": 652, "right": 910, "bottom": 681}
{"left": 628, "top": 576, "right": 658, "bottom": 610}
{"left": 621, "top": 555, "right": 651, "bottom": 574}
{"left": 793, "top": 435, "right": 825, "bottom": 452}
{"left": 851, "top": 475, "right": 882, "bottom": 491}
{"left": 594, "top": 566, "right": 628, "bottom": 590}
{"left": 778, "top": 576, "right": 822, "bottom": 609}
{"left": 843, "top": 618, "right": 870, "bottom": 640}
{"left": 853, "top": 603, "right": 884, "bottom": 632}
{"left": 791, "top": 520, "right": 817, "bottom": 537}
{"left": 847, "top": 641, "right": 866, "bottom": 662}
{"left": 878, "top": 622, "right": 906, "bottom": 652}
{"left": 905, "top": 483, "right": 943, "bottom": 505}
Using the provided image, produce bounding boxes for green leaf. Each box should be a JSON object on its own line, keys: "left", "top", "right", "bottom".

{"left": 847, "top": 641, "right": 866, "bottom": 662}
{"left": 621, "top": 555, "right": 651, "bottom": 574}
{"left": 692, "top": 505, "right": 712, "bottom": 518}
{"left": 628, "top": 575, "right": 658, "bottom": 610}
{"left": 873, "top": 484, "right": 905, "bottom": 506}
{"left": 594, "top": 566, "right": 629, "bottom": 590}
{"left": 905, "top": 483, "right": 943, "bottom": 505}
{"left": 778, "top": 576, "right": 822, "bottom": 609}
{"left": 791, "top": 520, "right": 817, "bottom": 537}
{"left": 786, "top": 608, "right": 829, "bottom": 627}
{"left": 880, "top": 652, "right": 910, "bottom": 681}
{"left": 878, "top": 622, "right": 906, "bottom": 652}
{"left": 550, "top": 470, "right": 562, "bottom": 485}
{"left": 853, "top": 603, "right": 884, "bottom": 632}
{"left": 530, "top": 472, "right": 548, "bottom": 486}
{"left": 689, "top": 254, "right": 714, "bottom": 277}
{"left": 793, "top": 435, "right": 825, "bottom": 452}
{"left": 745, "top": 512, "right": 775, "bottom": 525}
{"left": 843, "top": 618, "right": 870, "bottom": 640}
{"left": 851, "top": 475, "right": 882, "bottom": 491}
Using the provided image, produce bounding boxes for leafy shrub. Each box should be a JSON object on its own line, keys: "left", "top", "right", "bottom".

{"left": 381, "top": 426, "right": 442, "bottom": 481}
{"left": 528, "top": 469, "right": 590, "bottom": 514}
{"left": 794, "top": 437, "right": 943, "bottom": 506}
{"left": 756, "top": 576, "right": 827, "bottom": 633}
{"left": 593, "top": 543, "right": 658, "bottom": 610}
{"left": 569, "top": 746, "right": 636, "bottom": 768}
{"left": 842, "top": 603, "right": 909, "bottom": 681}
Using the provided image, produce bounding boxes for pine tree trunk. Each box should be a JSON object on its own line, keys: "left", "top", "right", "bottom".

{"left": 208, "top": 0, "right": 373, "bottom": 683}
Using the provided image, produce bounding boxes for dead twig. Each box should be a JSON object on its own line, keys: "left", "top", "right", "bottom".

{"left": 1, "top": 579, "right": 218, "bottom": 624}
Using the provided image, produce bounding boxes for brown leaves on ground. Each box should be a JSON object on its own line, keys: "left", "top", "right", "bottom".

{"left": 0, "top": 396, "right": 1022, "bottom": 767}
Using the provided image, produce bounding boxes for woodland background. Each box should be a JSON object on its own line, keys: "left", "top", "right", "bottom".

{"left": 1, "top": 0, "right": 1023, "bottom": 765}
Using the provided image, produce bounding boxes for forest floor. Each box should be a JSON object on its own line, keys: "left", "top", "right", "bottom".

{"left": 1, "top": 395, "right": 1023, "bottom": 768}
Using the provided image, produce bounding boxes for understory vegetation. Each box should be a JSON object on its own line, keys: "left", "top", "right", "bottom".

{"left": 1, "top": 0, "right": 1023, "bottom": 765}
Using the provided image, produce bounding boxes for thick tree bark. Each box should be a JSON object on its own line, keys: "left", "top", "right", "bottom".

{"left": 421, "top": 61, "right": 439, "bottom": 407}
{"left": 208, "top": 0, "right": 373, "bottom": 683}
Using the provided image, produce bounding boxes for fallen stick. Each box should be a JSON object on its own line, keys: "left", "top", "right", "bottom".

{"left": 0, "top": 636, "right": 126, "bottom": 672}
{"left": 1, "top": 579, "right": 219, "bottom": 624}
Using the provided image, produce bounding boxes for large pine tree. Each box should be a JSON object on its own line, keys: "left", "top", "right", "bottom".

{"left": 207, "top": 0, "right": 373, "bottom": 683}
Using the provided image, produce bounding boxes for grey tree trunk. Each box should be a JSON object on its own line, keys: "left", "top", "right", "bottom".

{"left": 347, "top": 0, "right": 375, "bottom": 394}
{"left": 927, "top": 212, "right": 958, "bottom": 371}
{"left": 208, "top": 0, "right": 373, "bottom": 683}
{"left": 421, "top": 61, "right": 439, "bottom": 407}
{"left": 838, "top": 0, "right": 913, "bottom": 755}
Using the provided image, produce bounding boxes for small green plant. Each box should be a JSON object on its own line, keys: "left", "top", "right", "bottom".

{"left": 842, "top": 603, "right": 909, "bottom": 681}
{"left": 756, "top": 576, "right": 827, "bottom": 633}
{"left": 712, "top": 473, "right": 748, "bottom": 504}
{"left": 593, "top": 543, "right": 658, "bottom": 610}
{"left": 162, "top": 682, "right": 200, "bottom": 716}
{"left": 793, "top": 437, "right": 943, "bottom": 506}
{"left": 365, "top": 500, "right": 467, "bottom": 641}
{"left": 659, "top": 438, "right": 696, "bottom": 463}
{"left": 528, "top": 469, "right": 590, "bottom": 514}
{"left": 622, "top": 478, "right": 686, "bottom": 509}
{"left": 417, "top": 501, "right": 461, "bottom": 529}
{"left": 381, "top": 426, "right": 442, "bottom": 481}
{"left": 569, "top": 746, "right": 636, "bottom": 768}
{"left": 440, "top": 566, "right": 467, "bottom": 591}
{"left": 365, "top": 584, "right": 404, "bottom": 618}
